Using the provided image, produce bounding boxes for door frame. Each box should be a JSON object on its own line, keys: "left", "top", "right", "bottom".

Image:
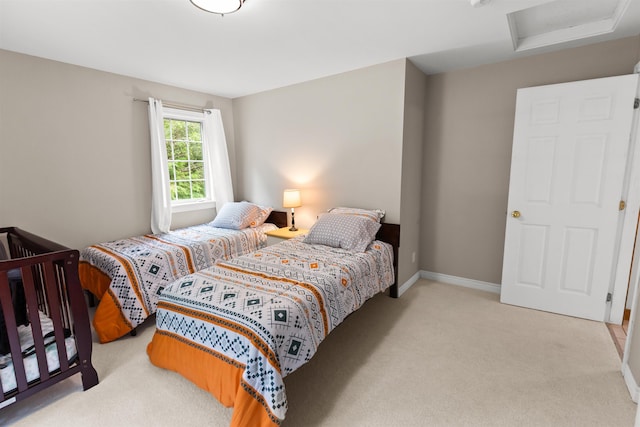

{"left": 610, "top": 81, "right": 640, "bottom": 325}
{"left": 622, "top": 78, "right": 640, "bottom": 402}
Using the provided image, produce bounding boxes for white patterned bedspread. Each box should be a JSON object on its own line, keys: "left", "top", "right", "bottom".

{"left": 0, "top": 312, "right": 76, "bottom": 394}
{"left": 151, "top": 237, "right": 394, "bottom": 423}
{"left": 79, "top": 222, "right": 277, "bottom": 343}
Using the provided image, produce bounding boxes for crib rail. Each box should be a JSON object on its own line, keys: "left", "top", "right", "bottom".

{"left": 0, "top": 227, "right": 98, "bottom": 406}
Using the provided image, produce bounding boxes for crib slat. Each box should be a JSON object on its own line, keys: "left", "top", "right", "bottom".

{"left": 0, "top": 272, "right": 29, "bottom": 394}
{"left": 23, "top": 265, "right": 51, "bottom": 384}
{"left": 42, "top": 261, "right": 69, "bottom": 372}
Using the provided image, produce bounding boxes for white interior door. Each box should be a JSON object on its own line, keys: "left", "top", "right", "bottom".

{"left": 501, "top": 74, "right": 639, "bottom": 322}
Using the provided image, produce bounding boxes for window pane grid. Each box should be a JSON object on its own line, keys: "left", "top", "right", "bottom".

{"left": 164, "top": 118, "right": 206, "bottom": 202}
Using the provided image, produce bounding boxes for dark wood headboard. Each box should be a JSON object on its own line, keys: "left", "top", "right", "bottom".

{"left": 266, "top": 211, "right": 288, "bottom": 229}
{"left": 376, "top": 223, "right": 400, "bottom": 298}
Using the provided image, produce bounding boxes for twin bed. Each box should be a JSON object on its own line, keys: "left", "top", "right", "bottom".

{"left": 146, "top": 209, "right": 400, "bottom": 426}
{"left": 78, "top": 206, "right": 287, "bottom": 343}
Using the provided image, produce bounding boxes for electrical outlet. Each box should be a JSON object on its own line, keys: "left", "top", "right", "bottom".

{"left": 411, "top": 252, "right": 416, "bottom": 263}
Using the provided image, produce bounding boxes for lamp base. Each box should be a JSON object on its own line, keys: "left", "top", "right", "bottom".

{"left": 289, "top": 208, "right": 298, "bottom": 232}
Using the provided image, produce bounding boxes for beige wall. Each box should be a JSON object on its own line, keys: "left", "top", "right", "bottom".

{"left": 232, "top": 59, "right": 405, "bottom": 224}
{"left": 232, "top": 59, "right": 417, "bottom": 281}
{"left": 421, "top": 35, "right": 640, "bottom": 285}
{"left": 0, "top": 49, "right": 235, "bottom": 249}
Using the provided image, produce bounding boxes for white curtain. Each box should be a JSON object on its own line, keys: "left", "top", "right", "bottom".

{"left": 203, "top": 109, "right": 234, "bottom": 211}
{"left": 148, "top": 97, "right": 172, "bottom": 234}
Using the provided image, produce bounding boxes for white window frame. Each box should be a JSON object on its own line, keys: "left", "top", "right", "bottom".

{"left": 162, "top": 107, "right": 216, "bottom": 213}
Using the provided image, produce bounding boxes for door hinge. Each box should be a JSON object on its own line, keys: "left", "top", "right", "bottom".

{"left": 635, "top": 98, "right": 640, "bottom": 109}
{"left": 606, "top": 292, "right": 612, "bottom": 302}
{"left": 619, "top": 200, "right": 626, "bottom": 211}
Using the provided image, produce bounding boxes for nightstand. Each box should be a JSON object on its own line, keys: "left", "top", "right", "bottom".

{"left": 265, "top": 227, "right": 309, "bottom": 246}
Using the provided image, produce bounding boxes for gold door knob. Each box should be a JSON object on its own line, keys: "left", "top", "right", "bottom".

{"left": 511, "top": 211, "right": 521, "bottom": 218}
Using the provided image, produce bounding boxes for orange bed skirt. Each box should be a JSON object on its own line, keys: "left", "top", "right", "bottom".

{"left": 78, "top": 262, "right": 134, "bottom": 343}
{"left": 78, "top": 262, "right": 111, "bottom": 299}
{"left": 147, "top": 331, "right": 280, "bottom": 427}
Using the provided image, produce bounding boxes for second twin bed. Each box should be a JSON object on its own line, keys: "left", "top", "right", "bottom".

{"left": 147, "top": 211, "right": 399, "bottom": 427}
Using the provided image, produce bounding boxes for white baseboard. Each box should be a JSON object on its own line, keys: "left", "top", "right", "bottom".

{"left": 623, "top": 362, "right": 640, "bottom": 403}
{"left": 419, "top": 270, "right": 501, "bottom": 294}
{"left": 395, "top": 270, "right": 500, "bottom": 295}
{"left": 397, "top": 271, "right": 421, "bottom": 297}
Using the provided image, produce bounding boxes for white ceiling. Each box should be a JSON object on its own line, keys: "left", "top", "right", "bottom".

{"left": 1, "top": 0, "right": 639, "bottom": 99}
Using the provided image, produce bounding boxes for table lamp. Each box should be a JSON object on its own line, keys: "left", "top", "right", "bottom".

{"left": 283, "top": 189, "right": 301, "bottom": 231}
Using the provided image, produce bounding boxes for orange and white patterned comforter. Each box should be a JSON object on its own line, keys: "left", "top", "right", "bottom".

{"left": 79, "top": 223, "right": 277, "bottom": 343}
{"left": 146, "top": 237, "right": 394, "bottom": 427}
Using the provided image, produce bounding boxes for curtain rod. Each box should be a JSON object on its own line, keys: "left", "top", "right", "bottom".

{"left": 133, "top": 98, "right": 212, "bottom": 114}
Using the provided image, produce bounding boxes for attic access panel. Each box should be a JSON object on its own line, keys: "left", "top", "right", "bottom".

{"left": 508, "top": 0, "right": 632, "bottom": 51}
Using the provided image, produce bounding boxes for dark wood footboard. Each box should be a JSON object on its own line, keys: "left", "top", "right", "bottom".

{"left": 0, "top": 227, "right": 99, "bottom": 408}
{"left": 376, "top": 223, "right": 400, "bottom": 298}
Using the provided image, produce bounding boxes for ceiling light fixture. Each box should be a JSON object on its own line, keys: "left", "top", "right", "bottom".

{"left": 190, "top": 0, "right": 245, "bottom": 15}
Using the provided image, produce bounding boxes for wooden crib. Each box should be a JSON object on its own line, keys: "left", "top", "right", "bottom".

{"left": 0, "top": 227, "right": 98, "bottom": 409}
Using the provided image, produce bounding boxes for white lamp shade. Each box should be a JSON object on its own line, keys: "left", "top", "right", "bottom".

{"left": 283, "top": 189, "right": 301, "bottom": 208}
{"left": 190, "top": 0, "right": 244, "bottom": 14}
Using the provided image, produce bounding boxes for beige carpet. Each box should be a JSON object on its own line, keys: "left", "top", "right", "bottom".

{"left": 1, "top": 280, "right": 636, "bottom": 426}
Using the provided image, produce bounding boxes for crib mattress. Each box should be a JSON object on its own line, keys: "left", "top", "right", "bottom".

{"left": 0, "top": 312, "right": 77, "bottom": 394}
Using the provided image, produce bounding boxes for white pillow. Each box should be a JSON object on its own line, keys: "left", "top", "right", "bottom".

{"left": 210, "top": 202, "right": 260, "bottom": 230}
{"left": 303, "top": 213, "right": 381, "bottom": 252}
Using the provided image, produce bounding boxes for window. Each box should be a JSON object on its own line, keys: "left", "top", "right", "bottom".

{"left": 162, "top": 108, "right": 214, "bottom": 212}
{"left": 148, "top": 97, "right": 233, "bottom": 234}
